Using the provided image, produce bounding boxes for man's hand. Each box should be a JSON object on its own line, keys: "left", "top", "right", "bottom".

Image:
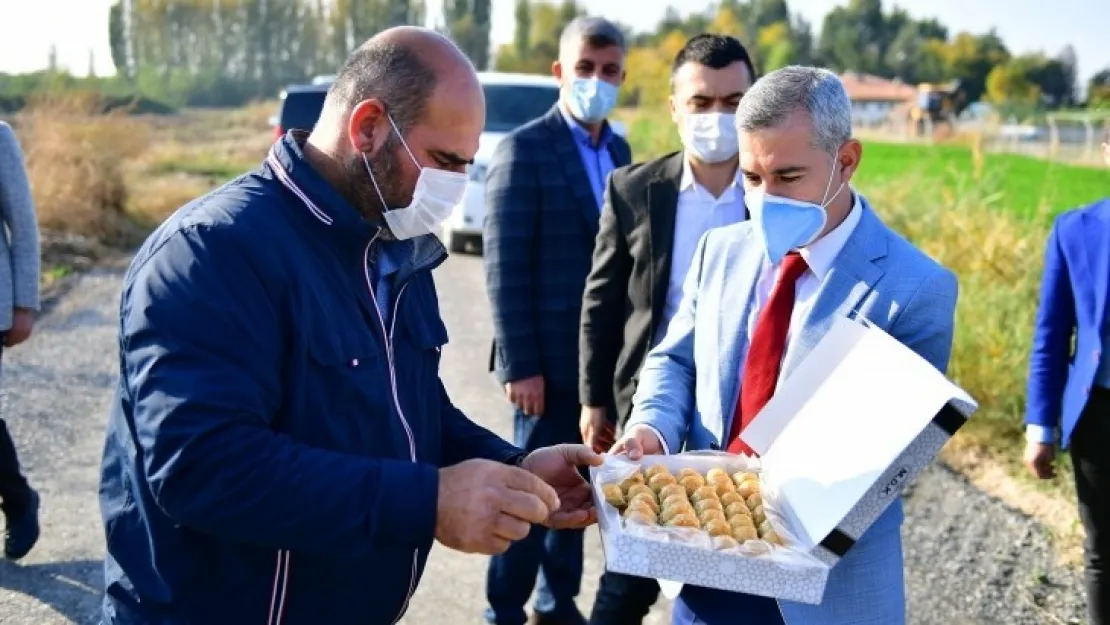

{"left": 580, "top": 406, "right": 615, "bottom": 454}
{"left": 609, "top": 424, "right": 665, "bottom": 461}
{"left": 506, "top": 375, "right": 545, "bottom": 416}
{"left": 521, "top": 444, "right": 604, "bottom": 529}
{"left": 1024, "top": 441, "right": 1056, "bottom": 480}
{"left": 4, "top": 307, "right": 33, "bottom": 348}
{"left": 436, "top": 458, "right": 559, "bottom": 555}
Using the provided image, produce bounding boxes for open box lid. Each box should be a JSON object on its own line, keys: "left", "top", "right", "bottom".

{"left": 739, "top": 315, "right": 978, "bottom": 551}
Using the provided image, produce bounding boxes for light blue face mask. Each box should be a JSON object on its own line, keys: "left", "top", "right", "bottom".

{"left": 744, "top": 158, "right": 846, "bottom": 265}
{"left": 565, "top": 77, "right": 619, "bottom": 123}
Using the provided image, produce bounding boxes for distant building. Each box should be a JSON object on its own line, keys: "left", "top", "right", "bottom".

{"left": 839, "top": 72, "right": 918, "bottom": 127}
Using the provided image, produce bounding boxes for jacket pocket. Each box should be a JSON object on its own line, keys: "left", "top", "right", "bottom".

{"left": 301, "top": 335, "right": 394, "bottom": 455}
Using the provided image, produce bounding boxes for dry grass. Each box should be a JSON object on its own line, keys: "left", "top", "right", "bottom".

{"left": 16, "top": 94, "right": 276, "bottom": 236}
{"left": 125, "top": 103, "right": 274, "bottom": 225}
{"left": 869, "top": 164, "right": 1088, "bottom": 564}
{"left": 10, "top": 95, "right": 275, "bottom": 282}
{"left": 16, "top": 92, "right": 151, "bottom": 245}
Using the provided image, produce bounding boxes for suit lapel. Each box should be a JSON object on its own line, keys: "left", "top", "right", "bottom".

{"left": 717, "top": 227, "right": 764, "bottom": 420}
{"left": 609, "top": 136, "right": 632, "bottom": 169}
{"left": 648, "top": 153, "right": 684, "bottom": 323}
{"left": 781, "top": 204, "right": 888, "bottom": 379}
{"left": 1083, "top": 210, "right": 1110, "bottom": 328}
{"left": 545, "top": 106, "right": 602, "bottom": 238}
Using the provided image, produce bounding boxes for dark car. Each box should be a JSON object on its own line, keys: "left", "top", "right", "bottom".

{"left": 271, "top": 83, "right": 330, "bottom": 141}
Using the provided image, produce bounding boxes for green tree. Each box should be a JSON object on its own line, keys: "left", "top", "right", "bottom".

{"left": 817, "top": 0, "right": 887, "bottom": 75}
{"left": 1019, "top": 48, "right": 1078, "bottom": 108}
{"left": 472, "top": 0, "right": 492, "bottom": 69}
{"left": 493, "top": 1, "right": 576, "bottom": 74}
{"left": 108, "top": 1, "right": 129, "bottom": 77}
{"left": 756, "top": 22, "right": 797, "bottom": 73}
{"left": 1087, "top": 68, "right": 1110, "bottom": 108}
{"left": 938, "top": 30, "right": 1010, "bottom": 105}
{"left": 513, "top": 0, "right": 531, "bottom": 58}
{"left": 789, "top": 15, "right": 815, "bottom": 65}
{"left": 743, "top": 0, "right": 790, "bottom": 36}
{"left": 986, "top": 58, "right": 1041, "bottom": 119}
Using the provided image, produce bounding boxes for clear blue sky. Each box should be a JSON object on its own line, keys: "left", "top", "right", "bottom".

{"left": 1, "top": 0, "right": 1106, "bottom": 87}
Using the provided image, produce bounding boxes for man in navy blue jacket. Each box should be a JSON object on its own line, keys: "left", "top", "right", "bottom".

{"left": 98, "top": 27, "right": 601, "bottom": 625}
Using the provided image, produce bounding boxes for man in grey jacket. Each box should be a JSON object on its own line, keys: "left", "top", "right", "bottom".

{"left": 0, "top": 121, "right": 42, "bottom": 561}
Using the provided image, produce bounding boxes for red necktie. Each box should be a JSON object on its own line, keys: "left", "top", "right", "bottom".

{"left": 726, "top": 252, "right": 810, "bottom": 456}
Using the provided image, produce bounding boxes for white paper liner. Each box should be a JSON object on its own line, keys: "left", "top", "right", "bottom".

{"left": 592, "top": 452, "right": 827, "bottom": 573}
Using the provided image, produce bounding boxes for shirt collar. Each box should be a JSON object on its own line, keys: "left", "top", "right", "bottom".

{"left": 678, "top": 153, "right": 743, "bottom": 198}
{"left": 558, "top": 102, "right": 614, "bottom": 151}
{"left": 796, "top": 191, "right": 863, "bottom": 281}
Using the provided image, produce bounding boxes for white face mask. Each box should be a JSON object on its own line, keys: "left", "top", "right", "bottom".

{"left": 363, "top": 114, "right": 468, "bottom": 241}
{"left": 681, "top": 112, "right": 739, "bottom": 164}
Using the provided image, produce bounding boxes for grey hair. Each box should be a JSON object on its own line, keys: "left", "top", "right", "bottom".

{"left": 558, "top": 17, "right": 626, "bottom": 58}
{"left": 736, "top": 65, "right": 852, "bottom": 156}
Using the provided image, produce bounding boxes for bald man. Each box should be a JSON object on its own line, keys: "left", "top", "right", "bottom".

{"left": 98, "top": 27, "right": 601, "bottom": 625}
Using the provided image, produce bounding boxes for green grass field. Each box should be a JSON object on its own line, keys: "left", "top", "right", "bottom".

{"left": 854, "top": 143, "right": 1110, "bottom": 220}
{"left": 619, "top": 108, "right": 1110, "bottom": 221}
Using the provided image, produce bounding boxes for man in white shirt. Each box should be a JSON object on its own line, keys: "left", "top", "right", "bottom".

{"left": 577, "top": 33, "right": 755, "bottom": 625}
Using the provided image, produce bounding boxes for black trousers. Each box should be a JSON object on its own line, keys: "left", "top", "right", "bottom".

{"left": 1074, "top": 387, "right": 1110, "bottom": 625}
{"left": 588, "top": 569, "right": 660, "bottom": 624}
{"left": 0, "top": 346, "right": 31, "bottom": 516}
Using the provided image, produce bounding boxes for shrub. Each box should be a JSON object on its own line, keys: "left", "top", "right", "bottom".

{"left": 15, "top": 91, "right": 150, "bottom": 244}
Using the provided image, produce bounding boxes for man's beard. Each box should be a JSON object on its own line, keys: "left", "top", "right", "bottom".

{"left": 343, "top": 136, "right": 409, "bottom": 222}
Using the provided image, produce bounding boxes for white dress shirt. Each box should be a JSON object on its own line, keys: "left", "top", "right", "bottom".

{"left": 651, "top": 156, "right": 748, "bottom": 347}
{"left": 742, "top": 192, "right": 864, "bottom": 387}
{"left": 646, "top": 193, "right": 864, "bottom": 454}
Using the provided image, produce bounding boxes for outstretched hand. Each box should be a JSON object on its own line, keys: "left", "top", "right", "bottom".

{"left": 520, "top": 444, "right": 603, "bottom": 529}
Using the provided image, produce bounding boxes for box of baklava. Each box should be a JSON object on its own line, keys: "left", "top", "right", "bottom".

{"left": 590, "top": 315, "right": 978, "bottom": 604}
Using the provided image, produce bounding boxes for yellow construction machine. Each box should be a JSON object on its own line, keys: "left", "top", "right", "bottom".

{"left": 908, "top": 80, "right": 965, "bottom": 138}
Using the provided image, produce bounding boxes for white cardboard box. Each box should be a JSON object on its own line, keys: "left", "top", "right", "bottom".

{"left": 591, "top": 315, "right": 979, "bottom": 604}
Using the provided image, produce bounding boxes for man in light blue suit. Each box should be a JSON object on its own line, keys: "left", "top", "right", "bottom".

{"left": 1023, "top": 125, "right": 1110, "bottom": 625}
{"left": 610, "top": 66, "right": 959, "bottom": 625}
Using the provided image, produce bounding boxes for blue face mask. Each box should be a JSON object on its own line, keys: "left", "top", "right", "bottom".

{"left": 744, "top": 158, "right": 846, "bottom": 265}
{"left": 565, "top": 77, "right": 619, "bottom": 123}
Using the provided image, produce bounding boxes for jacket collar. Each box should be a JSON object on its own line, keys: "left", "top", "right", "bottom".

{"left": 265, "top": 131, "right": 447, "bottom": 272}
{"left": 266, "top": 131, "right": 376, "bottom": 239}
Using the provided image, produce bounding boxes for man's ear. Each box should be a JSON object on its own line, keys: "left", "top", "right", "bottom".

{"left": 838, "top": 139, "right": 863, "bottom": 184}
{"left": 552, "top": 60, "right": 563, "bottom": 83}
{"left": 348, "top": 99, "right": 388, "bottom": 155}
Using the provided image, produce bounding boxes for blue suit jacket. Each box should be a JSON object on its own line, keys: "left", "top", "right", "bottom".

{"left": 1026, "top": 198, "right": 1110, "bottom": 448}
{"left": 627, "top": 200, "right": 959, "bottom": 625}
{"left": 484, "top": 105, "right": 632, "bottom": 392}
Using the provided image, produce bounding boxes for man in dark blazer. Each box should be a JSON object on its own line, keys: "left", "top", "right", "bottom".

{"left": 1024, "top": 126, "right": 1110, "bottom": 625}
{"left": 577, "top": 34, "right": 755, "bottom": 625}
{"left": 483, "top": 16, "right": 632, "bottom": 625}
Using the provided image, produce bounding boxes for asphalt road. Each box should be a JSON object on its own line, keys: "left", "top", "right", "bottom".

{"left": 0, "top": 252, "right": 1089, "bottom": 625}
